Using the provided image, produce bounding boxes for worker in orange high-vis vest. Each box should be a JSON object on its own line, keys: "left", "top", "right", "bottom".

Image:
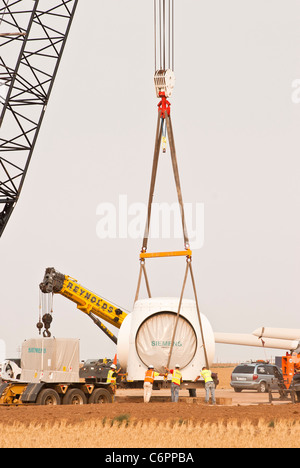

{"left": 165, "top": 365, "right": 183, "bottom": 402}
{"left": 144, "top": 365, "right": 165, "bottom": 403}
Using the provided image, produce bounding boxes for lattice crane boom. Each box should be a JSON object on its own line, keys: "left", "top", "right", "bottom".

{"left": 0, "top": 0, "right": 78, "bottom": 237}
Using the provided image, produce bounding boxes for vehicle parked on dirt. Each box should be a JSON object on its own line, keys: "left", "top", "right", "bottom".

{"left": 0, "top": 359, "right": 22, "bottom": 381}
{"left": 230, "top": 361, "right": 283, "bottom": 393}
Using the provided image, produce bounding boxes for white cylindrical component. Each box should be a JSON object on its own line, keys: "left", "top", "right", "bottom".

{"left": 118, "top": 297, "right": 215, "bottom": 381}
{"left": 214, "top": 332, "right": 299, "bottom": 351}
{"left": 252, "top": 327, "right": 300, "bottom": 342}
{"left": 136, "top": 312, "right": 197, "bottom": 372}
{"left": 117, "top": 313, "right": 132, "bottom": 370}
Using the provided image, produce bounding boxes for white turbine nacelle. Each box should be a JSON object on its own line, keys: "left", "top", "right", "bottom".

{"left": 117, "top": 297, "right": 300, "bottom": 374}
{"left": 117, "top": 297, "right": 215, "bottom": 381}
{"left": 214, "top": 332, "right": 300, "bottom": 352}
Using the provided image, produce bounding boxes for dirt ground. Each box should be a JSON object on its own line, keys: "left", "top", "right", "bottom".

{"left": 1, "top": 366, "right": 300, "bottom": 427}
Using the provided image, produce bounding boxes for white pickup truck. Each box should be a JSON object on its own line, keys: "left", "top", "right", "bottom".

{"left": 0, "top": 359, "right": 22, "bottom": 381}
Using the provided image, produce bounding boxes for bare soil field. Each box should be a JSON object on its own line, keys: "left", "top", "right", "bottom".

{"left": 0, "top": 366, "right": 299, "bottom": 428}
{"left": 1, "top": 397, "right": 300, "bottom": 427}
{"left": 1, "top": 366, "right": 300, "bottom": 448}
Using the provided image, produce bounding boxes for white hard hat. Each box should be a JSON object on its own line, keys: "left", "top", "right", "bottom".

{"left": 111, "top": 364, "right": 116, "bottom": 369}
{"left": 149, "top": 365, "right": 154, "bottom": 369}
{"left": 175, "top": 364, "right": 180, "bottom": 368}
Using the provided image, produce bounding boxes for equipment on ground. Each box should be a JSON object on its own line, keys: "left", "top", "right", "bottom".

{"left": 0, "top": 0, "right": 78, "bottom": 237}
{"left": 79, "top": 358, "right": 121, "bottom": 384}
{"left": 267, "top": 352, "right": 300, "bottom": 404}
{"left": 230, "top": 362, "right": 283, "bottom": 394}
{"left": 253, "top": 328, "right": 300, "bottom": 391}
{"left": 0, "top": 359, "right": 21, "bottom": 381}
{"left": 37, "top": 269, "right": 217, "bottom": 392}
{"left": 215, "top": 327, "right": 300, "bottom": 402}
{"left": 0, "top": 337, "right": 115, "bottom": 405}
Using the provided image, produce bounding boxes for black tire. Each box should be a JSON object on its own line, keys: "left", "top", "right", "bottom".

{"left": 6, "top": 364, "right": 13, "bottom": 379}
{"left": 36, "top": 388, "right": 61, "bottom": 406}
{"left": 89, "top": 388, "right": 113, "bottom": 404}
{"left": 62, "top": 388, "right": 87, "bottom": 405}
{"left": 258, "top": 381, "right": 268, "bottom": 393}
{"left": 234, "top": 388, "right": 242, "bottom": 393}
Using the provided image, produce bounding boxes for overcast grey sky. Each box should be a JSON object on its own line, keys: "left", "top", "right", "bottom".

{"left": 1, "top": 0, "right": 300, "bottom": 363}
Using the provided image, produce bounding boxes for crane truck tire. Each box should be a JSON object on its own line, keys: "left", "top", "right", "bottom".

{"left": 62, "top": 388, "right": 87, "bottom": 405}
{"left": 89, "top": 388, "right": 113, "bottom": 404}
{"left": 36, "top": 388, "right": 61, "bottom": 406}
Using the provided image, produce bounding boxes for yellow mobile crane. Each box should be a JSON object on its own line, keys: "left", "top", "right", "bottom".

{"left": 38, "top": 268, "right": 128, "bottom": 344}
{"left": 0, "top": 268, "right": 129, "bottom": 406}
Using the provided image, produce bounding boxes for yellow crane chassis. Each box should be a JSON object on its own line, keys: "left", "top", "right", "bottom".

{"left": 0, "top": 381, "right": 114, "bottom": 406}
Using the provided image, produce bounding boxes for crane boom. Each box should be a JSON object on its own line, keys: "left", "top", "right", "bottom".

{"left": 0, "top": 0, "right": 78, "bottom": 237}
{"left": 39, "top": 268, "right": 128, "bottom": 342}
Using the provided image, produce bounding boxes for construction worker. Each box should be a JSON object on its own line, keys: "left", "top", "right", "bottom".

{"left": 194, "top": 366, "right": 216, "bottom": 405}
{"left": 165, "top": 364, "right": 183, "bottom": 402}
{"left": 106, "top": 364, "right": 120, "bottom": 400}
{"left": 144, "top": 365, "right": 164, "bottom": 403}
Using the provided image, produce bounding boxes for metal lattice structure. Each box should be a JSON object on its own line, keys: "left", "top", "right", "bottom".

{"left": 0, "top": 0, "right": 78, "bottom": 237}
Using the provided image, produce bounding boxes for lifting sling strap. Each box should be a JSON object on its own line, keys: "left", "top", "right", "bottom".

{"left": 134, "top": 108, "right": 209, "bottom": 369}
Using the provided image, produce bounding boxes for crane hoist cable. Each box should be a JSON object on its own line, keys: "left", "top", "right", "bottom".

{"left": 36, "top": 290, "right": 53, "bottom": 338}
{"left": 0, "top": 5, "right": 6, "bottom": 27}
{"left": 154, "top": 0, "right": 175, "bottom": 154}
{"left": 134, "top": 0, "right": 210, "bottom": 369}
{"left": 154, "top": 0, "right": 174, "bottom": 72}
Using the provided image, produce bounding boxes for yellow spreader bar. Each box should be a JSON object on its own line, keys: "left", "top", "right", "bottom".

{"left": 140, "top": 249, "right": 192, "bottom": 259}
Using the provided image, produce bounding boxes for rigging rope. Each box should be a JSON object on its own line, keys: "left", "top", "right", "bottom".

{"left": 134, "top": 0, "right": 210, "bottom": 369}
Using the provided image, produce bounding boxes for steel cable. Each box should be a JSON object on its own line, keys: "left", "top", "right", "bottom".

{"left": 0, "top": 1, "right": 8, "bottom": 28}
{"left": 172, "top": 0, "right": 174, "bottom": 70}
{"left": 154, "top": 0, "right": 174, "bottom": 71}
{"left": 154, "top": 0, "right": 156, "bottom": 71}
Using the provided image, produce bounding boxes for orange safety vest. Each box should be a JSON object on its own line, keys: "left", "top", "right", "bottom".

{"left": 172, "top": 369, "right": 182, "bottom": 386}
{"left": 144, "top": 369, "right": 155, "bottom": 384}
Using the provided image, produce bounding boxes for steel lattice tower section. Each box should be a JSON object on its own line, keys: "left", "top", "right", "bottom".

{"left": 0, "top": 0, "right": 78, "bottom": 237}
